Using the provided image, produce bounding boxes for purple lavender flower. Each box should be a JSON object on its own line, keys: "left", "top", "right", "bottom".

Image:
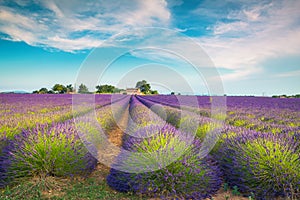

{"left": 107, "top": 96, "right": 222, "bottom": 199}
{"left": 216, "top": 131, "right": 300, "bottom": 199}
{"left": 0, "top": 121, "right": 97, "bottom": 188}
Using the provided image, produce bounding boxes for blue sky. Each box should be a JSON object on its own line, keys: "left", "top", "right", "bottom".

{"left": 0, "top": 0, "right": 299, "bottom": 95}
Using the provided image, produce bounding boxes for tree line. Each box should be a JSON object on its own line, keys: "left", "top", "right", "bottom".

{"left": 33, "top": 84, "right": 75, "bottom": 94}
{"left": 272, "top": 94, "right": 300, "bottom": 98}
{"left": 32, "top": 80, "right": 158, "bottom": 95}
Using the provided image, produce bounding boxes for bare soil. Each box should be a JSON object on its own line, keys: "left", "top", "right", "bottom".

{"left": 108, "top": 107, "right": 129, "bottom": 147}
{"left": 205, "top": 188, "right": 249, "bottom": 200}
{"left": 97, "top": 106, "right": 129, "bottom": 167}
{"left": 94, "top": 108, "right": 251, "bottom": 200}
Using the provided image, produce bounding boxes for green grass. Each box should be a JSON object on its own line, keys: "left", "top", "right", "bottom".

{"left": 0, "top": 173, "right": 144, "bottom": 200}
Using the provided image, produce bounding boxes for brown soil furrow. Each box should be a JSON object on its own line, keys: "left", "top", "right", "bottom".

{"left": 108, "top": 105, "right": 129, "bottom": 147}
{"left": 97, "top": 105, "right": 129, "bottom": 168}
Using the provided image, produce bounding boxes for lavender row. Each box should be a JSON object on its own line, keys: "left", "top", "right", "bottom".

{"left": 215, "top": 130, "right": 300, "bottom": 199}
{"left": 142, "top": 95, "right": 300, "bottom": 111}
{"left": 138, "top": 95, "right": 300, "bottom": 199}
{"left": 75, "top": 95, "right": 130, "bottom": 154}
{"left": 226, "top": 113, "right": 300, "bottom": 135}
{"left": 107, "top": 96, "right": 222, "bottom": 199}
{"left": 137, "top": 95, "right": 221, "bottom": 140}
{"left": 140, "top": 95, "right": 300, "bottom": 136}
{"left": 141, "top": 95, "right": 300, "bottom": 121}
{"left": 0, "top": 95, "right": 130, "bottom": 188}
{"left": 0, "top": 121, "right": 98, "bottom": 188}
{"left": 0, "top": 94, "right": 126, "bottom": 138}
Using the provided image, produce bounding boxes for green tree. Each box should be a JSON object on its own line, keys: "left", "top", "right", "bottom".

{"left": 66, "top": 84, "right": 74, "bottom": 93}
{"left": 78, "top": 83, "right": 90, "bottom": 94}
{"left": 113, "top": 88, "right": 122, "bottom": 93}
{"left": 151, "top": 90, "right": 158, "bottom": 95}
{"left": 52, "top": 84, "right": 67, "bottom": 94}
{"left": 135, "top": 80, "right": 151, "bottom": 94}
{"left": 38, "top": 88, "right": 48, "bottom": 94}
{"left": 95, "top": 84, "right": 116, "bottom": 93}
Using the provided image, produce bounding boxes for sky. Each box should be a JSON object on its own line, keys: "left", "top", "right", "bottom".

{"left": 0, "top": 0, "right": 299, "bottom": 96}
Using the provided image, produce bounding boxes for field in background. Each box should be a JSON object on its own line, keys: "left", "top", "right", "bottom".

{"left": 0, "top": 94, "right": 299, "bottom": 199}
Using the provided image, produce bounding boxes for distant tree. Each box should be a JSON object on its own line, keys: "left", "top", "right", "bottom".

{"left": 273, "top": 94, "right": 300, "bottom": 98}
{"left": 135, "top": 80, "right": 151, "bottom": 94}
{"left": 66, "top": 84, "right": 74, "bottom": 93}
{"left": 78, "top": 83, "right": 89, "bottom": 94}
{"left": 52, "top": 84, "right": 67, "bottom": 94}
{"left": 47, "top": 90, "right": 54, "bottom": 94}
{"left": 96, "top": 84, "right": 116, "bottom": 93}
{"left": 38, "top": 88, "right": 48, "bottom": 94}
{"left": 113, "top": 88, "right": 122, "bottom": 93}
{"left": 171, "top": 92, "right": 175, "bottom": 95}
{"left": 151, "top": 90, "right": 158, "bottom": 95}
{"left": 135, "top": 80, "right": 146, "bottom": 89}
{"left": 32, "top": 90, "right": 39, "bottom": 94}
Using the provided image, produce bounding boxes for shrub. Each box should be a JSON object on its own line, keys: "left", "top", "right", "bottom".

{"left": 217, "top": 132, "right": 300, "bottom": 199}
{"left": 0, "top": 135, "right": 7, "bottom": 155}
{"left": 107, "top": 124, "right": 222, "bottom": 199}
{"left": 0, "top": 122, "right": 97, "bottom": 188}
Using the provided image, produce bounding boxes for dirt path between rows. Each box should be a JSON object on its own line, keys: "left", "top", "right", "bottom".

{"left": 108, "top": 105, "right": 129, "bottom": 147}
{"left": 97, "top": 105, "right": 129, "bottom": 167}
{"left": 94, "top": 106, "right": 249, "bottom": 200}
{"left": 87, "top": 106, "right": 136, "bottom": 199}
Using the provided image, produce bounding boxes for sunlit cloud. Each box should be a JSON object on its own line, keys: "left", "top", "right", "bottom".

{"left": 0, "top": 0, "right": 170, "bottom": 52}
{"left": 0, "top": 0, "right": 299, "bottom": 94}
{"left": 196, "top": 0, "right": 300, "bottom": 81}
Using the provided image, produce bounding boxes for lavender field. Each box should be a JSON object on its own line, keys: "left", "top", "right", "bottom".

{"left": 0, "top": 94, "right": 299, "bottom": 199}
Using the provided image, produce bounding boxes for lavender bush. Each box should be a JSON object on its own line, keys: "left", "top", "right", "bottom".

{"left": 0, "top": 94, "right": 124, "bottom": 138}
{"left": 141, "top": 95, "right": 300, "bottom": 135}
{"left": 108, "top": 125, "right": 222, "bottom": 199}
{"left": 217, "top": 131, "right": 300, "bottom": 199}
{"left": 107, "top": 96, "right": 222, "bottom": 199}
{"left": 0, "top": 122, "right": 97, "bottom": 188}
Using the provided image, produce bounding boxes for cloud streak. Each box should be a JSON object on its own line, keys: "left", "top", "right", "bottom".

{"left": 0, "top": 0, "right": 299, "bottom": 84}
{"left": 0, "top": 0, "right": 170, "bottom": 52}
{"left": 196, "top": 0, "right": 300, "bottom": 81}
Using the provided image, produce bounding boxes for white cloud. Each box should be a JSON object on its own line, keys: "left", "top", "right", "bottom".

{"left": 166, "top": 0, "right": 184, "bottom": 7}
{"left": 118, "top": 0, "right": 170, "bottom": 26}
{"left": 275, "top": 70, "right": 300, "bottom": 78}
{"left": 79, "top": 0, "right": 300, "bottom": 85}
{"left": 108, "top": 0, "right": 300, "bottom": 84}
{"left": 0, "top": 0, "right": 299, "bottom": 84}
{"left": 0, "top": 6, "right": 49, "bottom": 44}
{"left": 0, "top": 0, "right": 171, "bottom": 52}
{"left": 243, "top": 9, "right": 260, "bottom": 21}
{"left": 213, "top": 21, "right": 248, "bottom": 35}
{"left": 46, "top": 36, "right": 102, "bottom": 52}
{"left": 197, "top": 0, "right": 300, "bottom": 81}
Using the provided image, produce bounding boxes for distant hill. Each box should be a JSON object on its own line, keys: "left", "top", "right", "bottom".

{"left": 1, "top": 90, "right": 30, "bottom": 94}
